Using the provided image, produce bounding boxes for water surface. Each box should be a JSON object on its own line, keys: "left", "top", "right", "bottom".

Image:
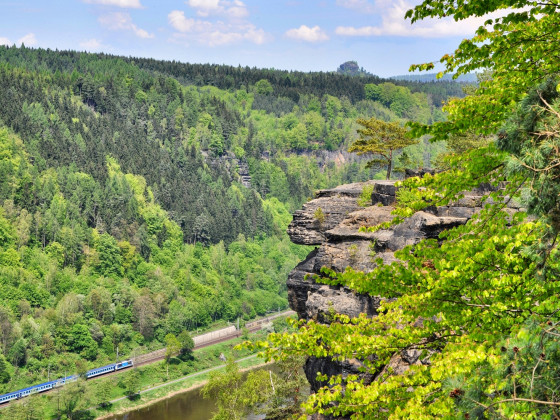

{"left": 111, "top": 387, "right": 215, "bottom": 420}
{"left": 107, "top": 368, "right": 272, "bottom": 420}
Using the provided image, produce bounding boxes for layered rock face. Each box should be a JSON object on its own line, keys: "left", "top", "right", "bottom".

{"left": 286, "top": 180, "right": 522, "bottom": 396}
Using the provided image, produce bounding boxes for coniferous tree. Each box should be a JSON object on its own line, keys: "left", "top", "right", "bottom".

{"left": 349, "top": 117, "right": 416, "bottom": 179}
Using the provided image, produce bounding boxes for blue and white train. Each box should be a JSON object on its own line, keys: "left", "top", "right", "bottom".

{"left": 86, "top": 360, "right": 133, "bottom": 379}
{"left": 0, "top": 359, "right": 133, "bottom": 404}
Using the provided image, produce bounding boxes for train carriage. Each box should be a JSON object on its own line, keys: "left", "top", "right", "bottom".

{"left": 0, "top": 361, "right": 132, "bottom": 404}
{"left": 85, "top": 363, "right": 116, "bottom": 379}
{"left": 0, "top": 375, "right": 78, "bottom": 404}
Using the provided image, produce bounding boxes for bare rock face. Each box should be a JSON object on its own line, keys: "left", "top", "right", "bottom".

{"left": 287, "top": 181, "right": 379, "bottom": 246}
{"left": 305, "top": 285, "right": 382, "bottom": 323}
{"left": 304, "top": 356, "right": 376, "bottom": 393}
{"left": 371, "top": 180, "right": 397, "bottom": 206}
{"left": 286, "top": 179, "right": 499, "bottom": 397}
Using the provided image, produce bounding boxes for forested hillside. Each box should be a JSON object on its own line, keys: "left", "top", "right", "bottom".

{"left": 0, "top": 45, "right": 460, "bottom": 392}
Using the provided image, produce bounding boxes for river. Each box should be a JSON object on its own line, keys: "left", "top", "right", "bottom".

{"left": 106, "top": 368, "right": 274, "bottom": 420}
{"left": 109, "top": 387, "right": 215, "bottom": 420}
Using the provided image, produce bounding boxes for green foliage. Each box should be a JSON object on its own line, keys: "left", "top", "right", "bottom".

{"left": 0, "top": 354, "right": 11, "bottom": 384}
{"left": 451, "top": 318, "right": 560, "bottom": 419}
{"left": 202, "top": 359, "right": 273, "bottom": 420}
{"left": 0, "top": 208, "right": 15, "bottom": 249}
{"left": 68, "top": 324, "right": 98, "bottom": 361}
{"left": 349, "top": 117, "right": 417, "bottom": 179}
{"left": 94, "top": 233, "right": 123, "bottom": 278}
{"left": 96, "top": 378, "right": 114, "bottom": 407}
{"left": 407, "top": 0, "right": 560, "bottom": 141}
{"left": 164, "top": 333, "right": 181, "bottom": 362}
{"left": 122, "top": 369, "right": 141, "bottom": 397}
{"left": 0, "top": 127, "right": 309, "bottom": 387}
{"left": 0, "top": 43, "right": 453, "bottom": 397}
{"left": 178, "top": 330, "right": 194, "bottom": 357}
{"left": 358, "top": 184, "right": 374, "bottom": 207}
{"left": 58, "top": 380, "right": 90, "bottom": 419}
{"left": 8, "top": 339, "right": 27, "bottom": 367}
{"left": 2, "top": 395, "right": 45, "bottom": 419}
{"left": 261, "top": 356, "right": 307, "bottom": 419}
{"left": 254, "top": 79, "right": 273, "bottom": 95}
{"left": 256, "top": 192, "right": 560, "bottom": 417}
{"left": 313, "top": 207, "right": 325, "bottom": 225}
{"left": 498, "top": 80, "right": 560, "bottom": 229}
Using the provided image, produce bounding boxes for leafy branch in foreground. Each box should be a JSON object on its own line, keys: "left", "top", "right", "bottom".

{"left": 202, "top": 360, "right": 273, "bottom": 420}
{"left": 407, "top": 2, "right": 560, "bottom": 141}
{"left": 250, "top": 120, "right": 560, "bottom": 416}
{"left": 252, "top": 198, "right": 560, "bottom": 417}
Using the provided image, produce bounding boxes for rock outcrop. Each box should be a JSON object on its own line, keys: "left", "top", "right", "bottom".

{"left": 286, "top": 179, "right": 522, "bottom": 396}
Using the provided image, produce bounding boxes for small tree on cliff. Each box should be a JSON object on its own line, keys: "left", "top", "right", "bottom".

{"left": 348, "top": 117, "right": 416, "bottom": 179}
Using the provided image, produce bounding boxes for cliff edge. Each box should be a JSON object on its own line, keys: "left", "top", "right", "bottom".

{"left": 285, "top": 179, "right": 522, "bottom": 398}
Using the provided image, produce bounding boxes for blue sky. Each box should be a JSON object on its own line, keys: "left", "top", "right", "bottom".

{"left": 0, "top": 0, "right": 491, "bottom": 77}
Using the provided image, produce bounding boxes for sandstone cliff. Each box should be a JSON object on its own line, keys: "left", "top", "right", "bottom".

{"left": 285, "top": 179, "right": 522, "bottom": 398}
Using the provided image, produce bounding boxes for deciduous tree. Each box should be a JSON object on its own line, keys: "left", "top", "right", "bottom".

{"left": 202, "top": 360, "right": 272, "bottom": 420}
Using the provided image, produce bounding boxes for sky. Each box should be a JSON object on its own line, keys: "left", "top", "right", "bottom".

{"left": 0, "top": 0, "right": 492, "bottom": 77}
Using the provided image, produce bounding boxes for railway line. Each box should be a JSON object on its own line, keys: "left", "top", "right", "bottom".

{"left": 0, "top": 310, "right": 295, "bottom": 405}
{"left": 131, "top": 309, "right": 293, "bottom": 367}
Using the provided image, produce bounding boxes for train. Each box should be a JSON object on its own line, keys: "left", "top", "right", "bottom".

{"left": 0, "top": 310, "right": 295, "bottom": 405}
{"left": 0, "top": 359, "right": 133, "bottom": 404}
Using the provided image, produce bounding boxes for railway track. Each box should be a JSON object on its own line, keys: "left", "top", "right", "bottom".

{"left": 0, "top": 310, "right": 295, "bottom": 405}
{"left": 132, "top": 310, "right": 294, "bottom": 367}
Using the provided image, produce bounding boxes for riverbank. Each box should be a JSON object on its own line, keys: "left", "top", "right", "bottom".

{"left": 96, "top": 356, "right": 270, "bottom": 419}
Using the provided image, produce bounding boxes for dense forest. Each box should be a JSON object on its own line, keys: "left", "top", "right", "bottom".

{"left": 0, "top": 45, "right": 465, "bottom": 395}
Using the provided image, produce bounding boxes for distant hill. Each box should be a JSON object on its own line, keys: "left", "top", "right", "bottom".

{"left": 335, "top": 61, "right": 476, "bottom": 85}
{"left": 336, "top": 61, "right": 373, "bottom": 77}
{"left": 390, "top": 73, "right": 478, "bottom": 83}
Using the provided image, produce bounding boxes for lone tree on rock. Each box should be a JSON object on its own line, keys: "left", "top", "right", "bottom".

{"left": 349, "top": 117, "right": 416, "bottom": 179}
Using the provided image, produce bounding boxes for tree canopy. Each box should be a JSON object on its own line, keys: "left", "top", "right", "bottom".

{"left": 0, "top": 18, "right": 481, "bottom": 407}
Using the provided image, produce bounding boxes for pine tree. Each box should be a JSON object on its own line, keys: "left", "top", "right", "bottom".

{"left": 348, "top": 117, "right": 416, "bottom": 179}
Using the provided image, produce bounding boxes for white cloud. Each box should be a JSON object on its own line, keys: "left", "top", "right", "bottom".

{"left": 285, "top": 25, "right": 329, "bottom": 42}
{"left": 335, "top": 0, "right": 509, "bottom": 38}
{"left": 0, "top": 33, "right": 37, "bottom": 47}
{"left": 244, "top": 27, "right": 267, "bottom": 44}
{"left": 79, "top": 38, "right": 106, "bottom": 51}
{"left": 336, "top": 0, "right": 375, "bottom": 14}
{"left": 186, "top": 0, "right": 249, "bottom": 18}
{"left": 168, "top": 11, "right": 212, "bottom": 32}
{"left": 17, "top": 33, "right": 37, "bottom": 46}
{"left": 99, "top": 12, "right": 154, "bottom": 38}
{"left": 168, "top": 8, "right": 269, "bottom": 46}
{"left": 187, "top": 0, "right": 220, "bottom": 16}
{"left": 84, "top": 0, "right": 143, "bottom": 8}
